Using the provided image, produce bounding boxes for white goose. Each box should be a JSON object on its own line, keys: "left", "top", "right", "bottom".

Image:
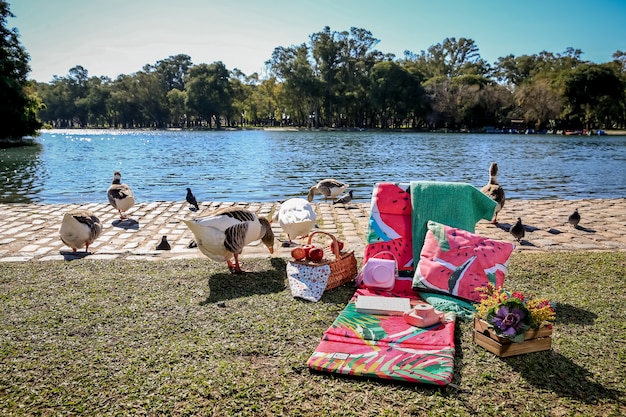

{"left": 480, "top": 162, "right": 505, "bottom": 224}
{"left": 272, "top": 198, "right": 316, "bottom": 246}
{"left": 59, "top": 209, "right": 103, "bottom": 253}
{"left": 182, "top": 207, "right": 275, "bottom": 273}
{"left": 107, "top": 171, "right": 135, "bottom": 219}
{"left": 307, "top": 179, "right": 349, "bottom": 203}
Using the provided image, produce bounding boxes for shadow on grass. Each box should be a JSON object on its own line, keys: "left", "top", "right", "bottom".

{"left": 554, "top": 302, "right": 597, "bottom": 325}
{"left": 507, "top": 351, "right": 623, "bottom": 404}
{"left": 200, "top": 257, "right": 288, "bottom": 304}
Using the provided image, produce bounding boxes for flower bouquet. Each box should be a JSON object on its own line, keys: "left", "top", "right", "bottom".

{"left": 472, "top": 284, "right": 556, "bottom": 356}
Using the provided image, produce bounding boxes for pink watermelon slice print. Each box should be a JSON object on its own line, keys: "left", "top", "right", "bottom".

{"left": 364, "top": 238, "right": 413, "bottom": 271}
{"left": 413, "top": 221, "right": 514, "bottom": 301}
{"left": 367, "top": 183, "right": 411, "bottom": 242}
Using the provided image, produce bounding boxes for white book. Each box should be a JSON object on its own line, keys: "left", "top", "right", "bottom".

{"left": 355, "top": 295, "right": 411, "bottom": 316}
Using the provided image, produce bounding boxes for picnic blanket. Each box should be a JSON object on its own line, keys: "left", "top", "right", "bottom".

{"left": 307, "top": 280, "right": 456, "bottom": 385}
{"left": 409, "top": 181, "right": 497, "bottom": 264}
{"left": 364, "top": 182, "right": 413, "bottom": 273}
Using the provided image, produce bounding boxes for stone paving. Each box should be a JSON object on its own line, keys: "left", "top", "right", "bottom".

{"left": 0, "top": 198, "right": 625, "bottom": 263}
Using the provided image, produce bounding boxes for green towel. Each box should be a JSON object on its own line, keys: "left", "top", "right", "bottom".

{"left": 410, "top": 181, "right": 496, "bottom": 264}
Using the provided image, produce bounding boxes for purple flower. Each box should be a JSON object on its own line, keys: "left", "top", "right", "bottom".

{"left": 492, "top": 305, "right": 525, "bottom": 336}
{"left": 486, "top": 299, "right": 532, "bottom": 342}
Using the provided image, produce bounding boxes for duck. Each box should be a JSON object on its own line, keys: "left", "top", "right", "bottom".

{"left": 333, "top": 190, "right": 354, "bottom": 206}
{"left": 182, "top": 207, "right": 275, "bottom": 274}
{"left": 307, "top": 179, "right": 349, "bottom": 203}
{"left": 186, "top": 187, "right": 199, "bottom": 211}
{"left": 272, "top": 197, "right": 316, "bottom": 246}
{"left": 480, "top": 162, "right": 505, "bottom": 224}
{"left": 107, "top": 171, "right": 135, "bottom": 219}
{"left": 510, "top": 217, "right": 525, "bottom": 243}
{"left": 568, "top": 208, "right": 581, "bottom": 228}
{"left": 59, "top": 209, "right": 103, "bottom": 253}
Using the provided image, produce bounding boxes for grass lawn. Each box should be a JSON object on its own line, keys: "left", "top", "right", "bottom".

{"left": 1, "top": 251, "right": 624, "bottom": 416}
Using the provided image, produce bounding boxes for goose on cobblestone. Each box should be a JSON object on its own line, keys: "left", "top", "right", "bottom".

{"left": 272, "top": 197, "right": 316, "bottom": 246}
{"left": 183, "top": 207, "right": 274, "bottom": 273}
{"left": 107, "top": 171, "right": 135, "bottom": 219}
{"left": 307, "top": 179, "right": 349, "bottom": 203}
{"left": 59, "top": 209, "right": 103, "bottom": 253}
{"left": 480, "top": 162, "right": 505, "bottom": 224}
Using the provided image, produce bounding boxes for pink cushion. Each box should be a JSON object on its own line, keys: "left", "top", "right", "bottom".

{"left": 413, "top": 221, "right": 514, "bottom": 302}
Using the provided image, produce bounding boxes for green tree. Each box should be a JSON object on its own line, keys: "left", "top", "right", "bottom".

{"left": 186, "top": 61, "right": 233, "bottom": 128}
{"left": 557, "top": 63, "right": 625, "bottom": 129}
{"left": 0, "top": 1, "right": 42, "bottom": 142}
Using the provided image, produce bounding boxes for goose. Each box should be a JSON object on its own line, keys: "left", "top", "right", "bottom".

{"left": 568, "top": 208, "right": 581, "bottom": 228}
{"left": 307, "top": 179, "right": 349, "bottom": 203}
{"left": 59, "top": 209, "right": 103, "bottom": 253}
{"left": 107, "top": 171, "right": 135, "bottom": 219}
{"left": 480, "top": 162, "right": 505, "bottom": 224}
{"left": 333, "top": 190, "right": 354, "bottom": 206}
{"left": 186, "top": 187, "right": 199, "bottom": 211}
{"left": 182, "top": 207, "right": 275, "bottom": 273}
{"left": 272, "top": 197, "right": 316, "bottom": 246}
{"left": 510, "top": 217, "right": 525, "bottom": 243}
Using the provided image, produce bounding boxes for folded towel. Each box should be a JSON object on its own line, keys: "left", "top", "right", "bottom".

{"left": 410, "top": 181, "right": 496, "bottom": 264}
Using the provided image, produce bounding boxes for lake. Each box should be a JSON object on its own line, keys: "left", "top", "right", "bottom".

{"left": 1, "top": 129, "right": 624, "bottom": 204}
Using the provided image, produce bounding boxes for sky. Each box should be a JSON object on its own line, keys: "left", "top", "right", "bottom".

{"left": 8, "top": 0, "right": 626, "bottom": 83}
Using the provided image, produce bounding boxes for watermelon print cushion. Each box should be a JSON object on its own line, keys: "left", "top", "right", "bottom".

{"left": 365, "top": 182, "right": 413, "bottom": 272}
{"left": 412, "top": 220, "right": 515, "bottom": 302}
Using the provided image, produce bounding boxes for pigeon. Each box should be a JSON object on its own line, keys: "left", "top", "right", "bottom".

{"left": 186, "top": 187, "right": 199, "bottom": 211}
{"left": 107, "top": 171, "right": 135, "bottom": 219}
{"left": 568, "top": 208, "right": 580, "bottom": 228}
{"left": 333, "top": 190, "right": 354, "bottom": 206}
{"left": 307, "top": 179, "right": 349, "bottom": 203}
{"left": 510, "top": 217, "right": 525, "bottom": 242}
{"left": 156, "top": 235, "right": 171, "bottom": 250}
{"left": 480, "top": 162, "right": 505, "bottom": 224}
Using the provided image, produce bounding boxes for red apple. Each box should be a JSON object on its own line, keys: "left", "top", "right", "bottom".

{"left": 330, "top": 240, "right": 344, "bottom": 252}
{"left": 291, "top": 247, "right": 306, "bottom": 261}
{"left": 307, "top": 247, "right": 324, "bottom": 262}
{"left": 302, "top": 245, "right": 312, "bottom": 257}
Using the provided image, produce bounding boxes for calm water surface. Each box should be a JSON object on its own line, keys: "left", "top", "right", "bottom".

{"left": 1, "top": 129, "right": 624, "bottom": 204}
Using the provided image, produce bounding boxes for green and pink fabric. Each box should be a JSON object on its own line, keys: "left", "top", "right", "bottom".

{"left": 307, "top": 288, "right": 456, "bottom": 385}
{"left": 364, "top": 183, "right": 414, "bottom": 272}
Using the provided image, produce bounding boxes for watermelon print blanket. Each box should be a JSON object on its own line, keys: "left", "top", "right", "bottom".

{"left": 365, "top": 182, "right": 414, "bottom": 273}
{"left": 307, "top": 287, "right": 456, "bottom": 385}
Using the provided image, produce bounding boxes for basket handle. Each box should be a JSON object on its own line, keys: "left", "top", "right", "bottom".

{"left": 306, "top": 230, "right": 342, "bottom": 260}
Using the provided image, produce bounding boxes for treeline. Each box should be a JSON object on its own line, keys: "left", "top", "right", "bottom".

{"left": 34, "top": 26, "right": 626, "bottom": 131}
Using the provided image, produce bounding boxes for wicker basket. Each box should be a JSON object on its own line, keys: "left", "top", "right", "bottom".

{"left": 292, "top": 231, "right": 358, "bottom": 290}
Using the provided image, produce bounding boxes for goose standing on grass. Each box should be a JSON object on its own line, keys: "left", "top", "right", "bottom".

{"left": 59, "top": 209, "right": 103, "bottom": 253}
{"left": 480, "top": 162, "right": 505, "bottom": 224}
{"left": 186, "top": 187, "right": 200, "bottom": 211}
{"left": 510, "top": 217, "right": 525, "bottom": 243}
{"left": 307, "top": 179, "right": 349, "bottom": 203}
{"left": 272, "top": 197, "right": 316, "bottom": 246}
{"left": 107, "top": 171, "right": 135, "bottom": 219}
{"left": 182, "top": 207, "right": 275, "bottom": 274}
{"left": 568, "top": 208, "right": 581, "bottom": 228}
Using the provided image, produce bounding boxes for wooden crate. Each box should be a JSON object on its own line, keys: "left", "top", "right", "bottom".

{"left": 473, "top": 318, "right": 552, "bottom": 357}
